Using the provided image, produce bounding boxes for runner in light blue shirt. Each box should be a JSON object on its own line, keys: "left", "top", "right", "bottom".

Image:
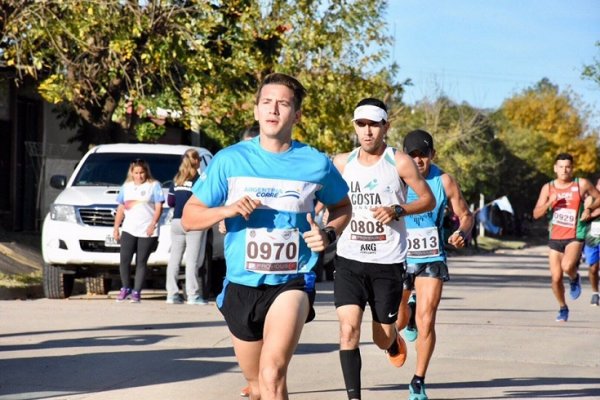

{"left": 181, "top": 73, "right": 352, "bottom": 399}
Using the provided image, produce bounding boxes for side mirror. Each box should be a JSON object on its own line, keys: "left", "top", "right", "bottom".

{"left": 50, "top": 175, "right": 67, "bottom": 189}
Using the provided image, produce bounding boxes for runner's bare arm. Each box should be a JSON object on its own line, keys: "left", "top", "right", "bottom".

{"left": 369, "top": 152, "right": 434, "bottom": 224}
{"left": 442, "top": 173, "right": 474, "bottom": 248}
{"left": 579, "top": 178, "right": 600, "bottom": 221}
{"left": 395, "top": 152, "right": 435, "bottom": 215}
{"left": 533, "top": 183, "right": 553, "bottom": 220}
{"left": 181, "top": 195, "right": 261, "bottom": 231}
{"left": 332, "top": 152, "right": 350, "bottom": 175}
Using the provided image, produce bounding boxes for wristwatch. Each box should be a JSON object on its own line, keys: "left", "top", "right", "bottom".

{"left": 392, "top": 204, "right": 406, "bottom": 220}
{"left": 322, "top": 226, "right": 337, "bottom": 245}
{"left": 454, "top": 230, "right": 467, "bottom": 241}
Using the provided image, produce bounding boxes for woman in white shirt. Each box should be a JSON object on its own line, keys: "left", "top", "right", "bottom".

{"left": 113, "top": 159, "right": 165, "bottom": 303}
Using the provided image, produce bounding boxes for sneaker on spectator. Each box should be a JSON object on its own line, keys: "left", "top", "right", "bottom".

{"left": 569, "top": 273, "right": 581, "bottom": 300}
{"left": 130, "top": 290, "right": 141, "bottom": 303}
{"left": 187, "top": 296, "right": 209, "bottom": 305}
{"left": 166, "top": 294, "right": 184, "bottom": 304}
{"left": 556, "top": 306, "right": 569, "bottom": 322}
{"left": 590, "top": 293, "right": 599, "bottom": 306}
{"left": 116, "top": 287, "right": 131, "bottom": 302}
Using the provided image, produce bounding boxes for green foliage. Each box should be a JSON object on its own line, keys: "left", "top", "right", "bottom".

{"left": 389, "top": 96, "right": 501, "bottom": 204}
{"left": 497, "top": 78, "right": 599, "bottom": 178}
{"left": 582, "top": 41, "right": 600, "bottom": 86}
{"left": 1, "top": 0, "right": 402, "bottom": 152}
{"left": 490, "top": 78, "right": 600, "bottom": 213}
{"left": 135, "top": 122, "right": 166, "bottom": 143}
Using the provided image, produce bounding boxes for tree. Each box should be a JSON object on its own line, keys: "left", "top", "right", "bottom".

{"left": 0, "top": 0, "right": 402, "bottom": 153}
{"left": 582, "top": 41, "right": 600, "bottom": 86}
{"left": 388, "top": 95, "right": 502, "bottom": 204}
{"left": 496, "top": 78, "right": 598, "bottom": 178}
{"left": 491, "top": 78, "right": 599, "bottom": 216}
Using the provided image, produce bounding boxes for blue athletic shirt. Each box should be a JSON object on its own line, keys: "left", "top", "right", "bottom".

{"left": 192, "top": 136, "right": 349, "bottom": 287}
{"left": 405, "top": 164, "right": 448, "bottom": 264}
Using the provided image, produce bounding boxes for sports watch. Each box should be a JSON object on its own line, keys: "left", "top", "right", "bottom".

{"left": 322, "top": 226, "right": 337, "bottom": 245}
{"left": 392, "top": 204, "right": 406, "bottom": 220}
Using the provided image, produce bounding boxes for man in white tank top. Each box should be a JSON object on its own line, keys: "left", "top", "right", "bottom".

{"left": 332, "top": 98, "right": 435, "bottom": 400}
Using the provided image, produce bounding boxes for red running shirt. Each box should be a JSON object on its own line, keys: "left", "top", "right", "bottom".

{"left": 548, "top": 180, "right": 581, "bottom": 240}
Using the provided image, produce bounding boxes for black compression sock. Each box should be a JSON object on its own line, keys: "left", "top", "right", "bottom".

{"left": 387, "top": 334, "right": 399, "bottom": 355}
{"left": 408, "top": 297, "right": 417, "bottom": 329}
{"left": 339, "top": 349, "right": 361, "bottom": 399}
{"left": 410, "top": 375, "right": 425, "bottom": 392}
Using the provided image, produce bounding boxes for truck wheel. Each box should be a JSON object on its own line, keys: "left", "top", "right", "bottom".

{"left": 43, "top": 263, "right": 75, "bottom": 299}
{"left": 85, "top": 276, "right": 112, "bottom": 295}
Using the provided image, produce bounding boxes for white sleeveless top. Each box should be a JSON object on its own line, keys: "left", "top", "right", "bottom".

{"left": 337, "top": 146, "right": 408, "bottom": 264}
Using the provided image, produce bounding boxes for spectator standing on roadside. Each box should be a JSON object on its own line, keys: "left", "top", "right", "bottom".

{"left": 113, "top": 159, "right": 164, "bottom": 303}
{"left": 182, "top": 73, "right": 352, "bottom": 400}
{"left": 165, "top": 149, "right": 209, "bottom": 305}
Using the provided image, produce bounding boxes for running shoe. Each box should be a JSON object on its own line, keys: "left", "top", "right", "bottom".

{"left": 591, "top": 293, "right": 599, "bottom": 306}
{"left": 404, "top": 293, "right": 418, "bottom": 342}
{"left": 187, "top": 296, "right": 209, "bottom": 305}
{"left": 569, "top": 273, "right": 581, "bottom": 300}
{"left": 240, "top": 385, "right": 250, "bottom": 397}
{"left": 556, "top": 306, "right": 569, "bottom": 322}
{"left": 386, "top": 331, "right": 407, "bottom": 367}
{"left": 408, "top": 381, "right": 428, "bottom": 400}
{"left": 130, "top": 290, "right": 141, "bottom": 303}
{"left": 166, "top": 294, "right": 184, "bottom": 304}
{"left": 116, "top": 287, "right": 131, "bottom": 302}
{"left": 403, "top": 326, "right": 418, "bottom": 342}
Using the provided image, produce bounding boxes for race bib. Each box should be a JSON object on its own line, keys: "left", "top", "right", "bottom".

{"left": 590, "top": 221, "right": 600, "bottom": 238}
{"left": 348, "top": 210, "right": 388, "bottom": 242}
{"left": 406, "top": 227, "right": 440, "bottom": 258}
{"left": 245, "top": 228, "right": 299, "bottom": 274}
{"left": 552, "top": 208, "right": 576, "bottom": 228}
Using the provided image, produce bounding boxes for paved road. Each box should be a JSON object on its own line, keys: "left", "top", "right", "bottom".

{"left": 1, "top": 246, "right": 599, "bottom": 400}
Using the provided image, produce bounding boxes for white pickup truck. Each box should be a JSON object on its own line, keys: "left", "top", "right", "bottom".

{"left": 41, "top": 143, "right": 224, "bottom": 299}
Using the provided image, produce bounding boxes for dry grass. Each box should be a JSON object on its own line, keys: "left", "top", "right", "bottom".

{"left": 0, "top": 271, "right": 42, "bottom": 288}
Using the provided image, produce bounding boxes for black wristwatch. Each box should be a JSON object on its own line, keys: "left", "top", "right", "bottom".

{"left": 392, "top": 204, "right": 406, "bottom": 220}
{"left": 322, "top": 226, "right": 337, "bottom": 245}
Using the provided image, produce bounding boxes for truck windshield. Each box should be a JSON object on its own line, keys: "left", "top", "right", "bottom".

{"left": 72, "top": 153, "right": 183, "bottom": 188}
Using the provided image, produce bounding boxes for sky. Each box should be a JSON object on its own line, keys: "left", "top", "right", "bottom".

{"left": 386, "top": 1, "right": 600, "bottom": 127}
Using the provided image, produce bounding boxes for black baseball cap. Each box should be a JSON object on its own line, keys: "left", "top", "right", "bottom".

{"left": 403, "top": 129, "right": 434, "bottom": 154}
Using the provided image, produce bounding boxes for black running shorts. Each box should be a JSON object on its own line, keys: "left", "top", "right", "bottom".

{"left": 548, "top": 238, "right": 583, "bottom": 253}
{"left": 403, "top": 261, "right": 450, "bottom": 291}
{"left": 333, "top": 255, "right": 404, "bottom": 324}
{"left": 218, "top": 276, "right": 316, "bottom": 341}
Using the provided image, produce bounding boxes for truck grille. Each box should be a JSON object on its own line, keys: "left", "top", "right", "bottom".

{"left": 78, "top": 208, "right": 115, "bottom": 226}
{"left": 80, "top": 240, "right": 120, "bottom": 253}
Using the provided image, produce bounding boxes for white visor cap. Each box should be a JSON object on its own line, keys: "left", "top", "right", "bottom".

{"left": 352, "top": 105, "right": 388, "bottom": 122}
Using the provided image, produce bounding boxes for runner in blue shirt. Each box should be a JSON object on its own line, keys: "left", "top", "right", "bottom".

{"left": 396, "top": 129, "right": 474, "bottom": 400}
{"left": 182, "top": 73, "right": 352, "bottom": 400}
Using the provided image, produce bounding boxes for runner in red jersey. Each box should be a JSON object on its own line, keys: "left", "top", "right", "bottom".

{"left": 533, "top": 153, "right": 600, "bottom": 322}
